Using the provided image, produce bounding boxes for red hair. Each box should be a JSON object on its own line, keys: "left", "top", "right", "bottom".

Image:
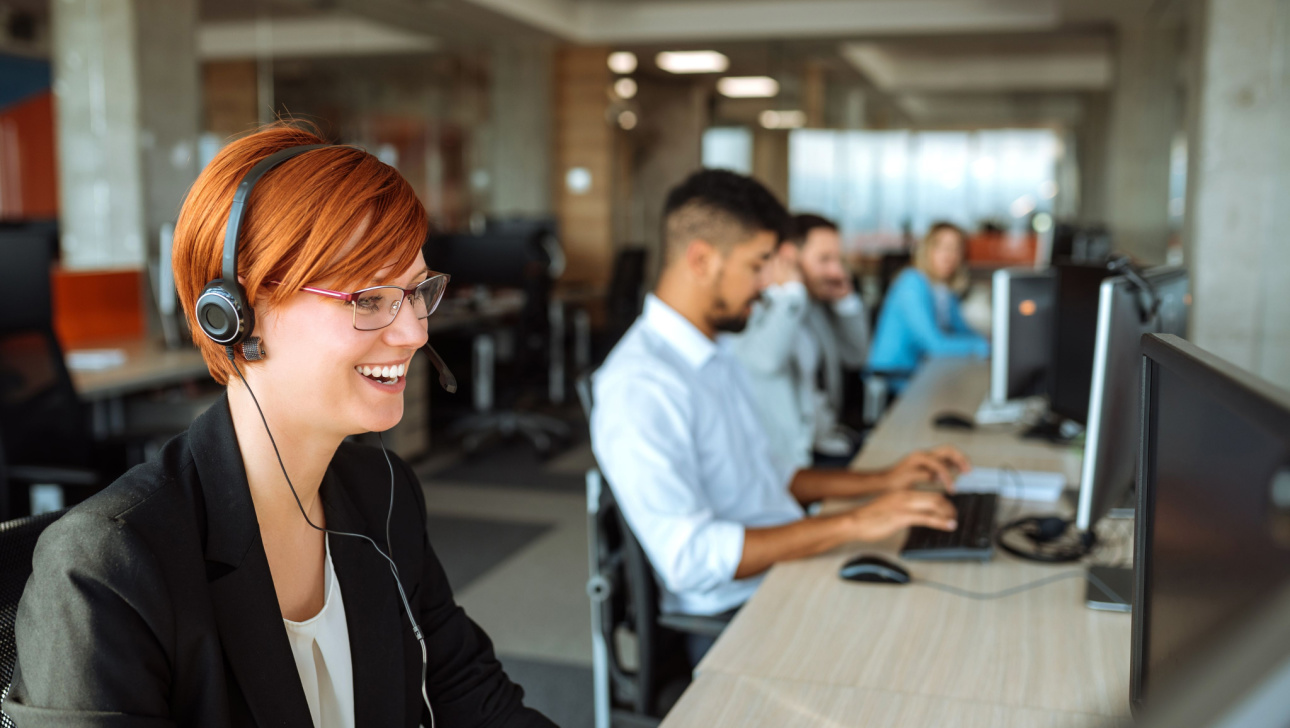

{"left": 173, "top": 123, "right": 428, "bottom": 384}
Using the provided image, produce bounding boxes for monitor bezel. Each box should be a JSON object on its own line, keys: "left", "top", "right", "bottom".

{"left": 1131, "top": 333, "right": 1290, "bottom": 715}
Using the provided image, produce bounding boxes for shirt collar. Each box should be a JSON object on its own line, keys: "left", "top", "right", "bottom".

{"left": 642, "top": 294, "right": 718, "bottom": 370}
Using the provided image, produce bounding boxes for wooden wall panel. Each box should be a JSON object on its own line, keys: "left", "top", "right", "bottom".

{"left": 554, "top": 46, "right": 613, "bottom": 289}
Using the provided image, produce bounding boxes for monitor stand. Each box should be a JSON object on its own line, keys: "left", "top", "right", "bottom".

{"left": 1085, "top": 565, "right": 1134, "bottom": 612}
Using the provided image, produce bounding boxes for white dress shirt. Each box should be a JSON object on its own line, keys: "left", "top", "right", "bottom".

{"left": 283, "top": 535, "right": 355, "bottom": 728}
{"left": 591, "top": 295, "right": 806, "bottom": 616}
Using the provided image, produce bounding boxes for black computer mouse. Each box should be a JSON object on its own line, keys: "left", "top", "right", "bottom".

{"left": 933, "top": 411, "right": 977, "bottom": 430}
{"left": 838, "top": 555, "right": 911, "bottom": 585}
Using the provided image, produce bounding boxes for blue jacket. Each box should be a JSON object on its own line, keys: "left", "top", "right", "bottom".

{"left": 868, "top": 269, "right": 989, "bottom": 375}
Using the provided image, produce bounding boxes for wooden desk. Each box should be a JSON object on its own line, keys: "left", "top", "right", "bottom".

{"left": 670, "top": 360, "right": 1130, "bottom": 726}
{"left": 664, "top": 673, "right": 1129, "bottom": 728}
{"left": 69, "top": 338, "right": 211, "bottom": 401}
{"left": 854, "top": 359, "right": 1083, "bottom": 484}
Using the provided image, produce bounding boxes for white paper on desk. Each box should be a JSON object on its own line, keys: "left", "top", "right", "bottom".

{"left": 952, "top": 467, "right": 1065, "bottom": 502}
{"left": 66, "top": 348, "right": 127, "bottom": 371}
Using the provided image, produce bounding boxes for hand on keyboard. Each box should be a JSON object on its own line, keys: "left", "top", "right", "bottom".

{"left": 884, "top": 445, "right": 973, "bottom": 492}
{"left": 844, "top": 491, "right": 959, "bottom": 542}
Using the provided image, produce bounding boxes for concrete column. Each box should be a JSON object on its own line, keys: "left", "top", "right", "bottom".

{"left": 1104, "top": 16, "right": 1184, "bottom": 263}
{"left": 488, "top": 42, "right": 553, "bottom": 218}
{"left": 1185, "top": 0, "right": 1290, "bottom": 388}
{"left": 51, "top": 0, "right": 199, "bottom": 271}
{"left": 1074, "top": 91, "right": 1111, "bottom": 225}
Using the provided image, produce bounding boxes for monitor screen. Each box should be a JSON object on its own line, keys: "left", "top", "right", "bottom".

{"left": 1076, "top": 267, "right": 1189, "bottom": 531}
{"left": 1131, "top": 335, "right": 1290, "bottom": 713}
{"left": 1049, "top": 263, "right": 1116, "bottom": 423}
{"left": 989, "top": 268, "right": 1055, "bottom": 403}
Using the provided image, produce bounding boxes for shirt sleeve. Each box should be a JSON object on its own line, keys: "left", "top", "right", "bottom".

{"left": 888, "top": 273, "right": 989, "bottom": 360}
{"left": 400, "top": 459, "right": 558, "bottom": 728}
{"left": 3, "top": 512, "right": 178, "bottom": 727}
{"left": 592, "top": 368, "right": 746, "bottom": 596}
{"left": 829, "top": 292, "right": 870, "bottom": 367}
{"left": 728, "top": 281, "right": 810, "bottom": 375}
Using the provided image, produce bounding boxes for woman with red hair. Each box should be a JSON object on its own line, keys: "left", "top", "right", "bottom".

{"left": 3, "top": 125, "right": 557, "bottom": 728}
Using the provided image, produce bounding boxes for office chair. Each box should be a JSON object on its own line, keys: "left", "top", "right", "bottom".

{"left": 425, "top": 229, "right": 571, "bottom": 456}
{"left": 0, "top": 508, "right": 65, "bottom": 726}
{"left": 576, "top": 372, "right": 730, "bottom": 728}
{"left": 0, "top": 231, "right": 107, "bottom": 519}
{"left": 600, "top": 248, "right": 648, "bottom": 361}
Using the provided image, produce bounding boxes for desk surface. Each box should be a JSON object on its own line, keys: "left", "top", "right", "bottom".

{"left": 70, "top": 338, "right": 211, "bottom": 401}
{"left": 671, "top": 360, "right": 1129, "bottom": 726}
{"left": 664, "top": 673, "right": 1130, "bottom": 728}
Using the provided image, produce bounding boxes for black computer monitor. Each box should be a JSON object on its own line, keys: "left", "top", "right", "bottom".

{"left": 1047, "top": 262, "right": 1117, "bottom": 424}
{"left": 988, "top": 267, "right": 1055, "bottom": 404}
{"left": 1076, "top": 266, "right": 1190, "bottom": 532}
{"left": 1131, "top": 334, "right": 1290, "bottom": 714}
{"left": 0, "top": 229, "right": 54, "bottom": 330}
{"left": 1137, "top": 581, "right": 1290, "bottom": 728}
{"left": 424, "top": 230, "right": 553, "bottom": 288}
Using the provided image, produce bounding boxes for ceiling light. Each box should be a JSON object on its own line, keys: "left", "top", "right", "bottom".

{"left": 608, "top": 51, "right": 637, "bottom": 75}
{"left": 718, "top": 76, "right": 779, "bottom": 98}
{"left": 759, "top": 110, "right": 806, "bottom": 129}
{"left": 656, "top": 51, "right": 729, "bottom": 74}
{"left": 618, "top": 110, "right": 638, "bottom": 130}
{"left": 614, "top": 77, "right": 638, "bottom": 99}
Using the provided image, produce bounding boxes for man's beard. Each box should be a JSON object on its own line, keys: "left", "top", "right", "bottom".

{"left": 708, "top": 279, "right": 760, "bottom": 334}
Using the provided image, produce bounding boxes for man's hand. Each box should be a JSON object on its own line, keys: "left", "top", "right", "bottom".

{"left": 883, "top": 445, "right": 972, "bottom": 491}
{"left": 844, "top": 490, "right": 958, "bottom": 542}
{"left": 768, "top": 245, "right": 803, "bottom": 287}
{"left": 815, "top": 272, "right": 854, "bottom": 303}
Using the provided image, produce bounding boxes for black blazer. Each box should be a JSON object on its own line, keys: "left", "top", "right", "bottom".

{"left": 3, "top": 396, "right": 557, "bottom": 728}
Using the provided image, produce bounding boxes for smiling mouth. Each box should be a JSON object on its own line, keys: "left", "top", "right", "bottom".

{"left": 355, "top": 363, "right": 406, "bottom": 385}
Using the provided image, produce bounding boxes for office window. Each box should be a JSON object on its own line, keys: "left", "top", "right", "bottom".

{"left": 789, "top": 129, "right": 1060, "bottom": 252}
{"left": 702, "top": 127, "right": 753, "bottom": 174}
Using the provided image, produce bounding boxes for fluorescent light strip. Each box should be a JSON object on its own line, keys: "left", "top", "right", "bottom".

{"left": 656, "top": 50, "right": 729, "bottom": 74}
{"left": 717, "top": 76, "right": 779, "bottom": 98}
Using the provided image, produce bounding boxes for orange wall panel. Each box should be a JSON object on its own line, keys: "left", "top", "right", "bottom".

{"left": 0, "top": 91, "right": 57, "bottom": 220}
{"left": 50, "top": 267, "right": 146, "bottom": 348}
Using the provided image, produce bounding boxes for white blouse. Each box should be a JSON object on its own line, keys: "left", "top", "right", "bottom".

{"left": 283, "top": 536, "right": 355, "bottom": 728}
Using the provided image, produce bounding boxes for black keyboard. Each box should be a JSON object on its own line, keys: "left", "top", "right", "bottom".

{"left": 900, "top": 493, "right": 997, "bottom": 561}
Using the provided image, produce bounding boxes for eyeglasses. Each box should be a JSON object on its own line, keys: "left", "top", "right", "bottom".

{"left": 283, "top": 273, "right": 451, "bottom": 331}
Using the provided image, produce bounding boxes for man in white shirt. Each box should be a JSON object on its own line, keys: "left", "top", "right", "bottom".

{"left": 590, "top": 170, "right": 963, "bottom": 660}
{"left": 728, "top": 214, "right": 869, "bottom": 472}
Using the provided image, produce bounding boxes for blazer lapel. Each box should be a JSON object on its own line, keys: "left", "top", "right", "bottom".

{"left": 322, "top": 467, "right": 406, "bottom": 728}
{"left": 190, "top": 397, "right": 315, "bottom": 728}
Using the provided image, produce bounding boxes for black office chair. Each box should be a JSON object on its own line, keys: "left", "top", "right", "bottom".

{"left": 0, "top": 508, "right": 65, "bottom": 726}
{"left": 600, "top": 248, "right": 648, "bottom": 361}
{"left": 0, "top": 231, "right": 105, "bottom": 519}
{"left": 576, "top": 372, "right": 729, "bottom": 728}
{"left": 425, "top": 228, "right": 571, "bottom": 456}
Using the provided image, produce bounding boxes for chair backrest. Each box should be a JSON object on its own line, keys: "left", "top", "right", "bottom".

{"left": 605, "top": 248, "right": 648, "bottom": 351}
{"left": 588, "top": 471, "right": 689, "bottom": 718}
{"left": 0, "top": 509, "right": 64, "bottom": 726}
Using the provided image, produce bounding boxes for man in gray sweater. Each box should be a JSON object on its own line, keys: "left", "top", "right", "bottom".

{"left": 728, "top": 214, "right": 869, "bottom": 472}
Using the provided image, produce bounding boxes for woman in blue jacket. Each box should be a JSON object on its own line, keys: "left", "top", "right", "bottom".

{"left": 869, "top": 222, "right": 988, "bottom": 387}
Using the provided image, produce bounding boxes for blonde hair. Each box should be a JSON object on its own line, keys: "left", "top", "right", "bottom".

{"left": 913, "top": 222, "right": 969, "bottom": 292}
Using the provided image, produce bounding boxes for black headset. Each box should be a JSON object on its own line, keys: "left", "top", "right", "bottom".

{"left": 195, "top": 144, "right": 329, "bottom": 358}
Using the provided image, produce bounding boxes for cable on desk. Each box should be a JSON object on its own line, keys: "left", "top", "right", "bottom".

{"left": 912, "top": 568, "right": 1127, "bottom": 603}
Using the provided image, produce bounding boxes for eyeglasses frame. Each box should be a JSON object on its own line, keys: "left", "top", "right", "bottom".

{"left": 273, "top": 272, "right": 452, "bottom": 331}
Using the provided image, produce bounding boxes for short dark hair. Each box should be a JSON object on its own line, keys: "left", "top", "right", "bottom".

{"left": 785, "top": 213, "right": 838, "bottom": 247}
{"left": 662, "top": 169, "right": 789, "bottom": 262}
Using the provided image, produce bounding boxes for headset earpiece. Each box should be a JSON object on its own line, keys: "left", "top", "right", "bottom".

{"left": 196, "top": 278, "right": 254, "bottom": 346}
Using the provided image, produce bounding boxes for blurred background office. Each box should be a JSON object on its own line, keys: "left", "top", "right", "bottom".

{"left": 1, "top": 0, "right": 1287, "bottom": 726}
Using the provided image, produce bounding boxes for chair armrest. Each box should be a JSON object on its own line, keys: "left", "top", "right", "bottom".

{"left": 657, "top": 613, "right": 730, "bottom": 638}
{"left": 7, "top": 465, "right": 99, "bottom": 487}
